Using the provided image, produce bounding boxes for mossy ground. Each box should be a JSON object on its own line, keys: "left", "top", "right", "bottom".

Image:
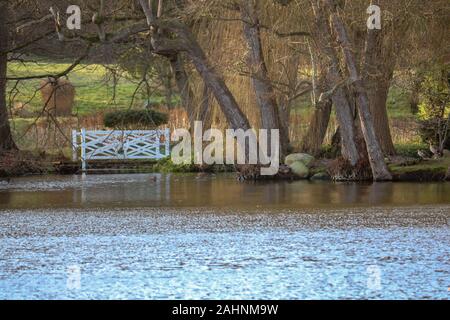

{"left": 389, "top": 157, "right": 450, "bottom": 174}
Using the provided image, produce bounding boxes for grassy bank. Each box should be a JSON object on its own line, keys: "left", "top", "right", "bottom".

{"left": 2, "top": 150, "right": 448, "bottom": 182}
{"left": 389, "top": 156, "right": 450, "bottom": 181}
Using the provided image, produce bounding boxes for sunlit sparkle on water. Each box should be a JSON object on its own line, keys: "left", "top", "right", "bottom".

{"left": 0, "top": 174, "right": 449, "bottom": 299}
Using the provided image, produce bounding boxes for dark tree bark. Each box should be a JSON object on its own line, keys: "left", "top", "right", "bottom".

{"left": 301, "top": 99, "right": 332, "bottom": 156}
{"left": 169, "top": 54, "right": 196, "bottom": 129}
{"left": 330, "top": 127, "right": 342, "bottom": 157}
{"left": 199, "top": 82, "right": 213, "bottom": 129}
{"left": 300, "top": 68, "right": 333, "bottom": 155}
{"left": 277, "top": 103, "right": 291, "bottom": 155}
{"left": 409, "top": 86, "right": 420, "bottom": 114}
{"left": 0, "top": 2, "right": 17, "bottom": 153}
{"left": 324, "top": 0, "right": 392, "bottom": 181}
{"left": 240, "top": 0, "right": 288, "bottom": 157}
{"left": 363, "top": 26, "right": 396, "bottom": 155}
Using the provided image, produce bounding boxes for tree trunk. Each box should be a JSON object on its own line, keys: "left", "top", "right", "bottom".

{"left": 366, "top": 77, "right": 395, "bottom": 155}
{"left": 301, "top": 71, "right": 332, "bottom": 157}
{"left": 328, "top": 79, "right": 361, "bottom": 166}
{"left": 301, "top": 100, "right": 332, "bottom": 156}
{"left": 185, "top": 40, "right": 251, "bottom": 131}
{"left": 324, "top": 0, "right": 392, "bottom": 181}
{"left": 363, "top": 26, "right": 396, "bottom": 155}
{"left": 0, "top": 2, "right": 17, "bottom": 153}
{"left": 278, "top": 54, "right": 301, "bottom": 156}
{"left": 169, "top": 54, "right": 196, "bottom": 129}
{"left": 330, "top": 127, "right": 342, "bottom": 157}
{"left": 409, "top": 88, "right": 420, "bottom": 115}
{"left": 277, "top": 105, "right": 291, "bottom": 155}
{"left": 164, "top": 67, "right": 174, "bottom": 109}
{"left": 310, "top": 0, "right": 360, "bottom": 166}
{"left": 199, "top": 82, "right": 213, "bottom": 129}
{"left": 301, "top": 61, "right": 333, "bottom": 156}
{"left": 240, "top": 0, "right": 287, "bottom": 157}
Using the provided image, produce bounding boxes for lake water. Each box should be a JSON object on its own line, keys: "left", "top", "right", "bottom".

{"left": 0, "top": 174, "right": 449, "bottom": 299}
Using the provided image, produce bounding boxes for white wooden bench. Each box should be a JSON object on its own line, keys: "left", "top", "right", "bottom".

{"left": 72, "top": 129, "right": 170, "bottom": 171}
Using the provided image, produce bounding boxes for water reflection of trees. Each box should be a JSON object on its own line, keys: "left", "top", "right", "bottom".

{"left": 0, "top": 175, "right": 448, "bottom": 209}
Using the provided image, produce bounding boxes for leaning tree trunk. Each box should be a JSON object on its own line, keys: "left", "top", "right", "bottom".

{"left": 139, "top": 0, "right": 251, "bottom": 131}
{"left": 185, "top": 38, "right": 251, "bottom": 131}
{"left": 324, "top": 0, "right": 392, "bottom": 181}
{"left": 0, "top": 2, "right": 17, "bottom": 153}
{"left": 240, "top": 0, "right": 287, "bottom": 157}
{"left": 169, "top": 54, "right": 196, "bottom": 129}
{"left": 363, "top": 26, "right": 396, "bottom": 155}
{"left": 310, "top": 0, "right": 360, "bottom": 166}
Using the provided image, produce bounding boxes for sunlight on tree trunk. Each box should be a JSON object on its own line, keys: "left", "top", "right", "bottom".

{"left": 324, "top": 0, "right": 392, "bottom": 181}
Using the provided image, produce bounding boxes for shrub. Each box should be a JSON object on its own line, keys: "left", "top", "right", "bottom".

{"left": 418, "top": 118, "right": 450, "bottom": 150}
{"left": 416, "top": 67, "right": 450, "bottom": 151}
{"left": 395, "top": 143, "right": 427, "bottom": 158}
{"left": 103, "top": 109, "right": 168, "bottom": 129}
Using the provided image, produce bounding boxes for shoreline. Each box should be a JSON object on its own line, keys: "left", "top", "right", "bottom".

{"left": 1, "top": 161, "right": 449, "bottom": 182}
{"left": 1, "top": 151, "right": 449, "bottom": 182}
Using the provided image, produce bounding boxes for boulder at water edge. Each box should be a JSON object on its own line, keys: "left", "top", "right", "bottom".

{"left": 289, "top": 161, "right": 309, "bottom": 178}
{"left": 285, "top": 153, "right": 315, "bottom": 168}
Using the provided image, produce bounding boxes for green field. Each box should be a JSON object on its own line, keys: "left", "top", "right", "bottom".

{"left": 7, "top": 62, "right": 169, "bottom": 116}
{"left": 8, "top": 62, "right": 415, "bottom": 118}
{"left": 291, "top": 84, "right": 413, "bottom": 119}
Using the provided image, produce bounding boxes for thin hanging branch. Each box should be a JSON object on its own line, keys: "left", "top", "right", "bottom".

{"left": 157, "top": 0, "right": 163, "bottom": 18}
{"left": 92, "top": 0, "right": 107, "bottom": 42}
{"left": 49, "top": 6, "right": 64, "bottom": 41}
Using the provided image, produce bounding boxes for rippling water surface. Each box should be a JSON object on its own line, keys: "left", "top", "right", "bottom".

{"left": 0, "top": 174, "right": 449, "bottom": 299}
